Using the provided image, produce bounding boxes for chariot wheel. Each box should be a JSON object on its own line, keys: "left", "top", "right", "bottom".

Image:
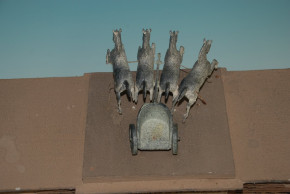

{"left": 129, "top": 124, "right": 138, "bottom": 155}
{"left": 172, "top": 123, "right": 178, "bottom": 155}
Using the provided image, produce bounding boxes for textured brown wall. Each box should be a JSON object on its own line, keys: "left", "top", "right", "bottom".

{"left": 222, "top": 69, "right": 290, "bottom": 182}
{"left": 0, "top": 76, "right": 89, "bottom": 191}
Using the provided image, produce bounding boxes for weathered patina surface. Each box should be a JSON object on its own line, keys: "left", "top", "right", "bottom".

{"left": 135, "top": 29, "right": 155, "bottom": 102}
{"left": 172, "top": 39, "right": 218, "bottom": 121}
{"left": 106, "top": 29, "right": 134, "bottom": 114}
{"left": 137, "top": 103, "right": 172, "bottom": 150}
{"left": 158, "top": 31, "right": 184, "bottom": 102}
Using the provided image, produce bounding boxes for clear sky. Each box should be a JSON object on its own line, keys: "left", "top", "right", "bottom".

{"left": 0, "top": 0, "right": 289, "bottom": 79}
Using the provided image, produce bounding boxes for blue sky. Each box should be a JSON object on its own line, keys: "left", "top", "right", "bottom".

{"left": 0, "top": 0, "right": 289, "bottom": 79}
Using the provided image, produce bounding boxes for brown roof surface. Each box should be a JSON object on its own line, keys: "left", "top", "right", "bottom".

{"left": 222, "top": 68, "right": 290, "bottom": 181}
{"left": 0, "top": 68, "right": 289, "bottom": 193}
{"left": 0, "top": 76, "right": 89, "bottom": 191}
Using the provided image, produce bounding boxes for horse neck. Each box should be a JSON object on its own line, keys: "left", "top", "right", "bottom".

{"left": 113, "top": 34, "right": 123, "bottom": 50}
{"left": 169, "top": 38, "right": 177, "bottom": 50}
{"left": 114, "top": 41, "right": 122, "bottom": 51}
{"left": 198, "top": 45, "right": 208, "bottom": 61}
{"left": 142, "top": 35, "right": 150, "bottom": 49}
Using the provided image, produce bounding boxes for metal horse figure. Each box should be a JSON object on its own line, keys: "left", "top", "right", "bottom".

{"left": 135, "top": 29, "right": 156, "bottom": 103}
{"left": 106, "top": 29, "right": 134, "bottom": 114}
{"left": 172, "top": 39, "right": 218, "bottom": 122}
{"left": 158, "top": 31, "right": 184, "bottom": 103}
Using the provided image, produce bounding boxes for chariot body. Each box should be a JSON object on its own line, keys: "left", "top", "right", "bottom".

{"left": 129, "top": 102, "right": 178, "bottom": 155}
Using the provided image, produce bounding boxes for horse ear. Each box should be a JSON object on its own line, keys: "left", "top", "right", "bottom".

{"left": 149, "top": 29, "right": 152, "bottom": 33}
{"left": 119, "top": 28, "right": 122, "bottom": 32}
{"left": 203, "top": 38, "right": 206, "bottom": 44}
{"left": 142, "top": 28, "right": 145, "bottom": 33}
{"left": 169, "top": 30, "right": 172, "bottom": 35}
